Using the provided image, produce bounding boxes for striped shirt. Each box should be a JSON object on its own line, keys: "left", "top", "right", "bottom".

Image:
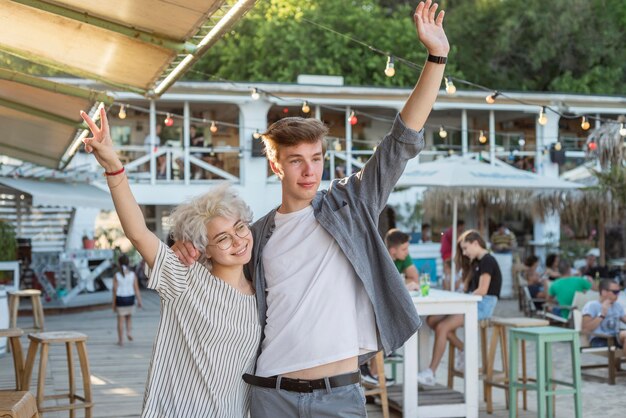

{"left": 142, "top": 242, "right": 261, "bottom": 418}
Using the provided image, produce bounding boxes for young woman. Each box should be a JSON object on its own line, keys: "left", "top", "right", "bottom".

{"left": 112, "top": 253, "right": 142, "bottom": 346}
{"left": 81, "top": 108, "right": 261, "bottom": 417}
{"left": 419, "top": 229, "right": 501, "bottom": 386}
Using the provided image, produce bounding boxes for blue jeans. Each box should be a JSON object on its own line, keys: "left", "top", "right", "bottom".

{"left": 477, "top": 295, "right": 498, "bottom": 320}
{"left": 250, "top": 381, "right": 366, "bottom": 418}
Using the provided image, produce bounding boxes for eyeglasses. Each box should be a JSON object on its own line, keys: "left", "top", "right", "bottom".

{"left": 208, "top": 223, "right": 250, "bottom": 250}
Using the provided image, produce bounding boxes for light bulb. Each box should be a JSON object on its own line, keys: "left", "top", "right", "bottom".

{"left": 210, "top": 121, "right": 218, "bottom": 133}
{"left": 538, "top": 107, "right": 548, "bottom": 126}
{"left": 302, "top": 101, "right": 310, "bottom": 113}
{"left": 479, "top": 130, "right": 487, "bottom": 144}
{"left": 334, "top": 140, "right": 342, "bottom": 152}
{"left": 588, "top": 142, "right": 597, "bottom": 151}
{"left": 518, "top": 138, "right": 526, "bottom": 147}
{"left": 118, "top": 105, "right": 126, "bottom": 120}
{"left": 486, "top": 92, "right": 499, "bottom": 104}
{"left": 251, "top": 88, "right": 260, "bottom": 100}
{"left": 580, "top": 116, "right": 590, "bottom": 131}
{"left": 620, "top": 123, "right": 626, "bottom": 137}
{"left": 164, "top": 113, "right": 174, "bottom": 127}
{"left": 439, "top": 126, "right": 448, "bottom": 139}
{"left": 445, "top": 77, "right": 456, "bottom": 94}
{"left": 252, "top": 130, "right": 261, "bottom": 139}
{"left": 349, "top": 111, "right": 357, "bottom": 126}
{"left": 384, "top": 56, "right": 395, "bottom": 77}
{"left": 554, "top": 142, "right": 562, "bottom": 151}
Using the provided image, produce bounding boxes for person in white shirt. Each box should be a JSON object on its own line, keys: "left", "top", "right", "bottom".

{"left": 112, "top": 253, "right": 142, "bottom": 346}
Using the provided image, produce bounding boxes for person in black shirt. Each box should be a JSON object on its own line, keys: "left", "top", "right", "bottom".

{"left": 418, "top": 229, "right": 501, "bottom": 386}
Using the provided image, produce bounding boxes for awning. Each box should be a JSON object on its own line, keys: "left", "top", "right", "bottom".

{"left": 0, "top": 0, "right": 257, "bottom": 96}
{"left": 0, "top": 177, "right": 113, "bottom": 209}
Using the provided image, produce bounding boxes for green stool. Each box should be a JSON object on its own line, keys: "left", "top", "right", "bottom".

{"left": 508, "top": 326, "right": 582, "bottom": 418}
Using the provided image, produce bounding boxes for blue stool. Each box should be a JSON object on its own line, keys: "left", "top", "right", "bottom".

{"left": 508, "top": 326, "right": 582, "bottom": 418}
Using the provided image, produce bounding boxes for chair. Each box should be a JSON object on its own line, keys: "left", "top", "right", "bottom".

{"left": 0, "top": 328, "right": 25, "bottom": 391}
{"left": 22, "top": 331, "right": 93, "bottom": 417}
{"left": 0, "top": 391, "right": 39, "bottom": 418}
{"left": 521, "top": 286, "right": 570, "bottom": 326}
{"left": 508, "top": 326, "right": 582, "bottom": 418}
{"left": 361, "top": 351, "right": 389, "bottom": 418}
{"left": 570, "top": 291, "right": 626, "bottom": 385}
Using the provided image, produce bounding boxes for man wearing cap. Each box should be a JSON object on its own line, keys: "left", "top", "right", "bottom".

{"left": 580, "top": 248, "right": 608, "bottom": 279}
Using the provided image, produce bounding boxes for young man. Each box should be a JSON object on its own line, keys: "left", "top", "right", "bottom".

{"left": 582, "top": 279, "right": 626, "bottom": 355}
{"left": 385, "top": 228, "right": 420, "bottom": 290}
{"left": 173, "top": 1, "right": 449, "bottom": 415}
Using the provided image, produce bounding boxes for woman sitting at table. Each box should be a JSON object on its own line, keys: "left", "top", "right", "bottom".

{"left": 418, "top": 230, "right": 502, "bottom": 386}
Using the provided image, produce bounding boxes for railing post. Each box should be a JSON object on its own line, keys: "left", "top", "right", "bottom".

{"left": 183, "top": 102, "right": 191, "bottom": 184}
{"left": 345, "top": 107, "right": 352, "bottom": 176}
{"left": 149, "top": 100, "right": 157, "bottom": 184}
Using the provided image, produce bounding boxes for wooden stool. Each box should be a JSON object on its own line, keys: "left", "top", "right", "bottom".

{"left": 484, "top": 317, "right": 549, "bottom": 414}
{"left": 0, "top": 391, "right": 39, "bottom": 418}
{"left": 509, "top": 327, "right": 582, "bottom": 418}
{"left": 0, "top": 328, "right": 25, "bottom": 390}
{"left": 447, "top": 319, "right": 490, "bottom": 390}
{"left": 361, "top": 351, "right": 390, "bottom": 418}
{"left": 22, "top": 332, "right": 93, "bottom": 418}
{"left": 8, "top": 290, "right": 45, "bottom": 332}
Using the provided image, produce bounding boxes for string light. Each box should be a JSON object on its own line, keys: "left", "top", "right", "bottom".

{"left": 384, "top": 56, "right": 395, "bottom": 77}
{"left": 538, "top": 107, "right": 548, "bottom": 126}
{"left": 445, "top": 77, "right": 456, "bottom": 95}
{"left": 580, "top": 116, "right": 590, "bottom": 131}
{"left": 252, "top": 130, "right": 262, "bottom": 139}
{"left": 334, "top": 139, "right": 342, "bottom": 151}
{"left": 118, "top": 105, "right": 127, "bottom": 120}
{"left": 164, "top": 113, "right": 174, "bottom": 127}
{"left": 620, "top": 123, "right": 626, "bottom": 137}
{"left": 302, "top": 101, "right": 310, "bottom": 113}
{"left": 478, "top": 130, "right": 487, "bottom": 144}
{"left": 554, "top": 142, "right": 562, "bottom": 151}
{"left": 485, "top": 92, "right": 499, "bottom": 104}
{"left": 251, "top": 88, "right": 260, "bottom": 100}
{"left": 210, "top": 121, "right": 218, "bottom": 133}
{"left": 438, "top": 126, "right": 448, "bottom": 139}
{"left": 588, "top": 141, "right": 597, "bottom": 151}
{"left": 518, "top": 138, "right": 526, "bottom": 147}
{"left": 348, "top": 111, "right": 358, "bottom": 125}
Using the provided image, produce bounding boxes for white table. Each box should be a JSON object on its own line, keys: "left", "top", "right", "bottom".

{"left": 403, "top": 289, "right": 482, "bottom": 417}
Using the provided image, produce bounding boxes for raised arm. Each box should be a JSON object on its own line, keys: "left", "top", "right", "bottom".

{"left": 80, "top": 108, "right": 160, "bottom": 268}
{"left": 400, "top": 0, "right": 450, "bottom": 131}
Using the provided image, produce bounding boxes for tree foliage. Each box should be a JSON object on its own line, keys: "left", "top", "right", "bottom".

{"left": 189, "top": 0, "right": 626, "bottom": 93}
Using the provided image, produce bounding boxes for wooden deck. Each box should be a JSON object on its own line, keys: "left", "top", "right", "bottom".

{"left": 2, "top": 293, "right": 626, "bottom": 417}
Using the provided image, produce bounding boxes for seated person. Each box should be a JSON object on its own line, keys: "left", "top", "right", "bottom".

{"left": 544, "top": 253, "right": 561, "bottom": 281}
{"left": 490, "top": 223, "right": 517, "bottom": 253}
{"left": 548, "top": 260, "right": 592, "bottom": 319}
{"left": 418, "top": 230, "right": 501, "bottom": 386}
{"left": 524, "top": 255, "right": 548, "bottom": 299}
{"left": 579, "top": 248, "right": 609, "bottom": 279}
{"left": 385, "top": 229, "right": 420, "bottom": 291}
{"left": 420, "top": 223, "right": 432, "bottom": 243}
{"left": 582, "top": 279, "right": 626, "bottom": 355}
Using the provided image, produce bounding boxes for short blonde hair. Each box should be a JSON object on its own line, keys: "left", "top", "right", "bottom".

{"left": 168, "top": 184, "right": 252, "bottom": 267}
{"left": 261, "top": 117, "right": 328, "bottom": 162}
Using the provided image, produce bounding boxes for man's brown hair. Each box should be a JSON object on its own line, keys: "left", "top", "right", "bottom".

{"left": 261, "top": 117, "right": 328, "bottom": 162}
{"left": 385, "top": 228, "right": 410, "bottom": 249}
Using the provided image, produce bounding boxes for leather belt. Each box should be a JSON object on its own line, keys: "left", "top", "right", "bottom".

{"left": 243, "top": 371, "right": 360, "bottom": 393}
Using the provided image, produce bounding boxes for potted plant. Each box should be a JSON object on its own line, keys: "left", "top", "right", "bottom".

{"left": 82, "top": 231, "right": 96, "bottom": 250}
{"left": 0, "top": 221, "right": 17, "bottom": 262}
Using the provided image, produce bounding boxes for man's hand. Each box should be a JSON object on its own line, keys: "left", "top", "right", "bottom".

{"left": 601, "top": 299, "right": 612, "bottom": 316}
{"left": 172, "top": 240, "right": 200, "bottom": 266}
{"left": 414, "top": 0, "right": 450, "bottom": 57}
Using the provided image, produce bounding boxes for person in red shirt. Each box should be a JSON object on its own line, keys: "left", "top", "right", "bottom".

{"left": 440, "top": 219, "right": 464, "bottom": 288}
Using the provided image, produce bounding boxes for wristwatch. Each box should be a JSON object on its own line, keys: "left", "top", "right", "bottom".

{"left": 427, "top": 54, "right": 447, "bottom": 64}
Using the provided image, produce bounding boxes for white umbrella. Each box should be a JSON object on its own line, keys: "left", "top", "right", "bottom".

{"left": 398, "top": 155, "right": 584, "bottom": 290}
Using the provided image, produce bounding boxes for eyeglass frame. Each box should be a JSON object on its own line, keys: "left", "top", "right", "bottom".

{"left": 206, "top": 222, "right": 251, "bottom": 251}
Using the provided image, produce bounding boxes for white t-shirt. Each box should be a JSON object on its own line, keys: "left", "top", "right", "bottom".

{"left": 115, "top": 270, "right": 136, "bottom": 297}
{"left": 255, "top": 206, "right": 378, "bottom": 377}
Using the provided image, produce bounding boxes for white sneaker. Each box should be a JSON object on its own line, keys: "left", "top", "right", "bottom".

{"left": 454, "top": 350, "right": 465, "bottom": 371}
{"left": 417, "top": 368, "right": 436, "bottom": 386}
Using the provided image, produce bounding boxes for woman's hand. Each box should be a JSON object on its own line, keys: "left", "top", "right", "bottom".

{"left": 80, "top": 107, "right": 123, "bottom": 173}
{"left": 413, "top": 0, "right": 450, "bottom": 57}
